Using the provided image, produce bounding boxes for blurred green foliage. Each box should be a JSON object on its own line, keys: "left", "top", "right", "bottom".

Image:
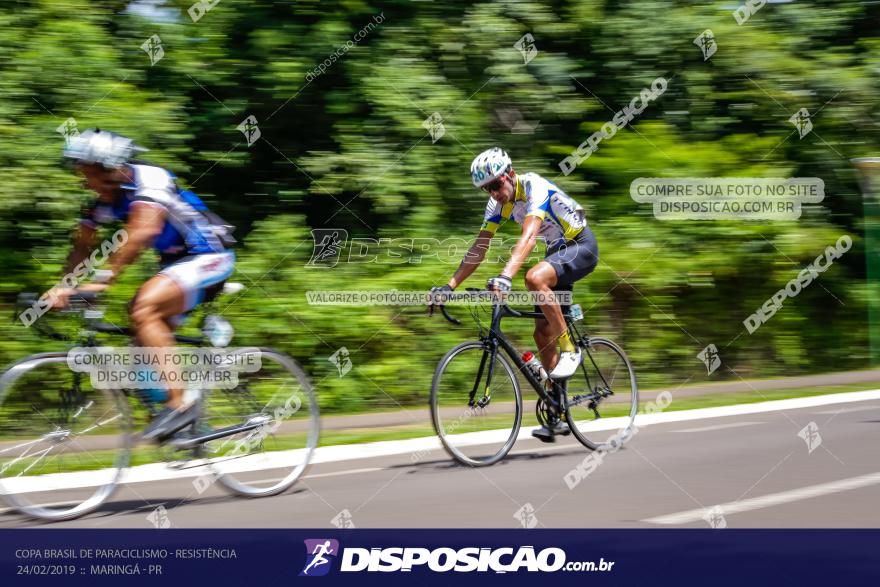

{"left": 1, "top": 0, "right": 878, "bottom": 412}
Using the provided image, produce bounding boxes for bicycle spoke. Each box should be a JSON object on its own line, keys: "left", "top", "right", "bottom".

{"left": 0, "top": 438, "right": 44, "bottom": 456}
{"left": 77, "top": 412, "right": 123, "bottom": 435}
{"left": 17, "top": 446, "right": 55, "bottom": 477}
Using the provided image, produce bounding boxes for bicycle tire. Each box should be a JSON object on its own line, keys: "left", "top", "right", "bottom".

{"left": 430, "top": 341, "right": 522, "bottom": 467}
{"left": 208, "top": 348, "right": 319, "bottom": 497}
{"left": 565, "top": 337, "right": 638, "bottom": 451}
{"left": 0, "top": 352, "right": 132, "bottom": 521}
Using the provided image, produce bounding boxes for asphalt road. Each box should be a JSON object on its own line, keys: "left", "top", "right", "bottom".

{"left": 2, "top": 397, "right": 878, "bottom": 529}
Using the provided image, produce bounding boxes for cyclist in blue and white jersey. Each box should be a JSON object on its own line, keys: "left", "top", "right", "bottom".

{"left": 50, "top": 129, "right": 235, "bottom": 442}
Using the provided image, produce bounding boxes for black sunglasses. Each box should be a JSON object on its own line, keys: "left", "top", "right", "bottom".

{"left": 482, "top": 177, "right": 505, "bottom": 192}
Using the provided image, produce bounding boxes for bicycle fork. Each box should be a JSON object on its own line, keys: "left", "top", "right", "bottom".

{"left": 468, "top": 343, "right": 496, "bottom": 409}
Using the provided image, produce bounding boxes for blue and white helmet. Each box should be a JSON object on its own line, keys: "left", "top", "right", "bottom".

{"left": 470, "top": 147, "right": 512, "bottom": 187}
{"left": 63, "top": 129, "right": 147, "bottom": 169}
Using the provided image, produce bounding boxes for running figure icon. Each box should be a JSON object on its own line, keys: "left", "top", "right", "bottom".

{"left": 300, "top": 539, "right": 340, "bottom": 577}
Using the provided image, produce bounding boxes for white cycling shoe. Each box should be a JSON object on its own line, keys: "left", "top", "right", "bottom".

{"left": 549, "top": 350, "right": 582, "bottom": 379}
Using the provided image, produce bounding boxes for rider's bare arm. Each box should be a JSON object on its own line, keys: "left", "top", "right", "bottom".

{"left": 103, "top": 203, "right": 166, "bottom": 284}
{"left": 501, "top": 215, "right": 542, "bottom": 279}
{"left": 448, "top": 230, "right": 494, "bottom": 289}
{"left": 63, "top": 222, "right": 98, "bottom": 275}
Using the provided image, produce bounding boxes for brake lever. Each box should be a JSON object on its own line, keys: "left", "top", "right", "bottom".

{"left": 440, "top": 304, "right": 461, "bottom": 325}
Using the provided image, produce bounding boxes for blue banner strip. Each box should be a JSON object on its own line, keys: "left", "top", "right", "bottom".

{"left": 2, "top": 529, "right": 878, "bottom": 585}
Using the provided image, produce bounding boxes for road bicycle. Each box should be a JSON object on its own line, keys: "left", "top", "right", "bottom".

{"left": 0, "top": 288, "right": 319, "bottom": 521}
{"left": 430, "top": 290, "right": 638, "bottom": 466}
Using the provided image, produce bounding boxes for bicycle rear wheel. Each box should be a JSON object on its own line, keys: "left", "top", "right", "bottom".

{"left": 431, "top": 341, "right": 522, "bottom": 466}
{"left": 565, "top": 337, "right": 638, "bottom": 450}
{"left": 0, "top": 352, "right": 132, "bottom": 521}
{"left": 202, "top": 348, "right": 319, "bottom": 497}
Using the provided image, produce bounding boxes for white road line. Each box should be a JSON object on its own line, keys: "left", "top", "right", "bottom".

{"left": 672, "top": 421, "right": 764, "bottom": 433}
{"left": 643, "top": 472, "right": 880, "bottom": 525}
{"left": 1, "top": 390, "right": 879, "bottom": 495}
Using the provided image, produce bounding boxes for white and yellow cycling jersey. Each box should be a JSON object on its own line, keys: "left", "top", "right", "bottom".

{"left": 480, "top": 172, "right": 587, "bottom": 246}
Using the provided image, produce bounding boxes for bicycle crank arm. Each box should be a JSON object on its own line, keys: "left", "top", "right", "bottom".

{"left": 166, "top": 418, "right": 272, "bottom": 449}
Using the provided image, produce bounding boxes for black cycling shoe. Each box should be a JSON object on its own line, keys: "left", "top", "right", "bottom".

{"left": 531, "top": 420, "right": 570, "bottom": 443}
{"left": 142, "top": 404, "right": 198, "bottom": 443}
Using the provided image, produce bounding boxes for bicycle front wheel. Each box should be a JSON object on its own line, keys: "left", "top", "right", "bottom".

{"left": 203, "top": 348, "right": 319, "bottom": 497}
{"left": 431, "top": 341, "right": 522, "bottom": 467}
{"left": 565, "top": 337, "right": 638, "bottom": 450}
{"left": 0, "top": 352, "right": 132, "bottom": 521}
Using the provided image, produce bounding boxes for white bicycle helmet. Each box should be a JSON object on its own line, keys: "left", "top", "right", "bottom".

{"left": 470, "top": 147, "right": 512, "bottom": 187}
{"left": 63, "top": 129, "right": 147, "bottom": 169}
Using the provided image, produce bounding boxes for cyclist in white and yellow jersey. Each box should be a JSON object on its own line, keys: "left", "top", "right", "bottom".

{"left": 434, "top": 148, "right": 599, "bottom": 440}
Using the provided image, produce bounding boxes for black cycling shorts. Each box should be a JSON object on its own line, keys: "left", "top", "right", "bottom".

{"left": 534, "top": 227, "right": 598, "bottom": 314}
{"left": 545, "top": 227, "right": 599, "bottom": 288}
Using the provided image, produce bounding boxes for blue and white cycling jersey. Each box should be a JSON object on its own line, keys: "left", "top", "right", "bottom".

{"left": 481, "top": 172, "right": 588, "bottom": 247}
{"left": 80, "top": 164, "right": 226, "bottom": 265}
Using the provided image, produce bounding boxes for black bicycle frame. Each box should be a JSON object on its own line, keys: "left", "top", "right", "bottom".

{"left": 476, "top": 302, "right": 573, "bottom": 414}
{"left": 436, "top": 294, "right": 616, "bottom": 417}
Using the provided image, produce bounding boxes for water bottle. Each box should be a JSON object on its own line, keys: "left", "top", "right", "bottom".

{"left": 203, "top": 314, "right": 234, "bottom": 347}
{"left": 521, "top": 351, "right": 548, "bottom": 385}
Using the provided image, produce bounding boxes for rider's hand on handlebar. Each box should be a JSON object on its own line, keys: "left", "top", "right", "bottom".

{"left": 44, "top": 287, "right": 75, "bottom": 310}
{"left": 45, "top": 283, "right": 108, "bottom": 310}
{"left": 428, "top": 285, "right": 461, "bottom": 324}
{"left": 428, "top": 284, "right": 454, "bottom": 310}
{"left": 486, "top": 275, "right": 512, "bottom": 293}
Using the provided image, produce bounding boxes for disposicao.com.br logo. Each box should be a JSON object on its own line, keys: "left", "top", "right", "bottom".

{"left": 300, "top": 541, "right": 614, "bottom": 575}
